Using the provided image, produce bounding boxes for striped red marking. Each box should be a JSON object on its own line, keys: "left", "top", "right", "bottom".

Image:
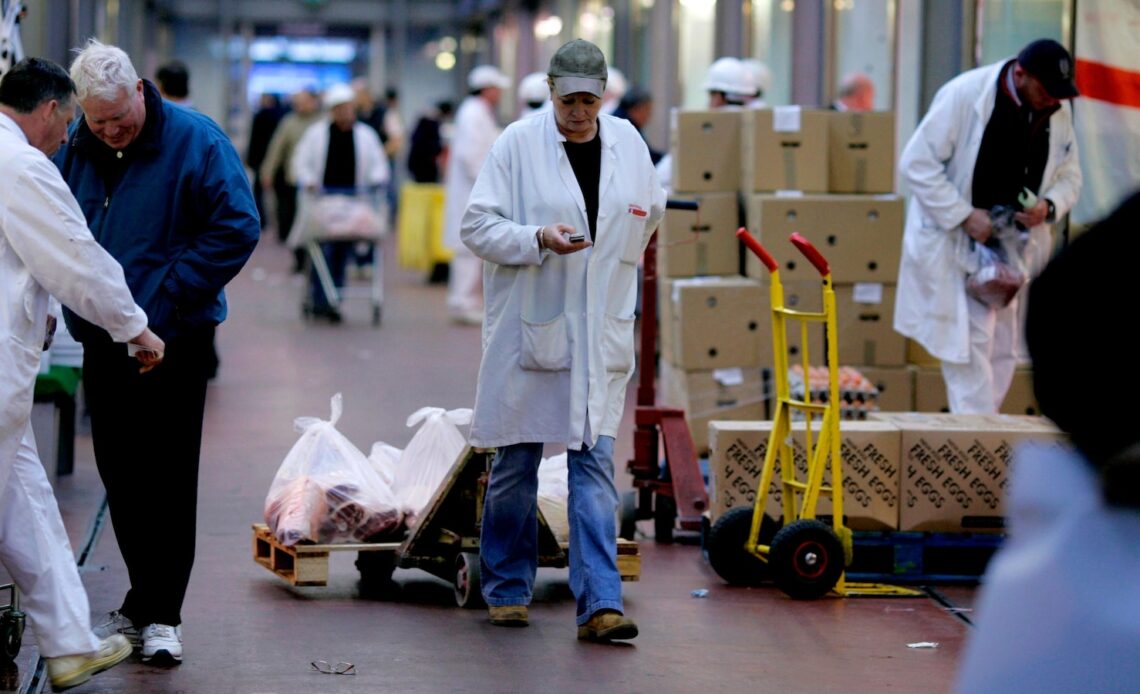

{"left": 1075, "top": 58, "right": 1140, "bottom": 109}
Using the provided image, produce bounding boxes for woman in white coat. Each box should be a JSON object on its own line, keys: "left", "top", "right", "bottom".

{"left": 461, "top": 39, "right": 665, "bottom": 641}
{"left": 0, "top": 58, "right": 162, "bottom": 689}
{"left": 894, "top": 39, "right": 1082, "bottom": 413}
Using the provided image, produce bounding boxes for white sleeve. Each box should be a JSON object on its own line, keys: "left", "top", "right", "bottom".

{"left": 898, "top": 84, "right": 976, "bottom": 231}
{"left": 3, "top": 159, "right": 147, "bottom": 343}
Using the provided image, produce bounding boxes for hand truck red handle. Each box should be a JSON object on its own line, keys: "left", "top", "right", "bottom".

{"left": 789, "top": 232, "right": 830, "bottom": 276}
{"left": 735, "top": 227, "right": 778, "bottom": 273}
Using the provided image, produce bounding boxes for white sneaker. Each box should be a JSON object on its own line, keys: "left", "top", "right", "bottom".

{"left": 140, "top": 623, "right": 183, "bottom": 664}
{"left": 47, "top": 634, "right": 132, "bottom": 690}
{"left": 93, "top": 610, "right": 140, "bottom": 647}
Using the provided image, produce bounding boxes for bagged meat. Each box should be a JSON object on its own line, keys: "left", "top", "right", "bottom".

{"left": 392, "top": 407, "right": 472, "bottom": 527}
{"left": 264, "top": 394, "right": 402, "bottom": 546}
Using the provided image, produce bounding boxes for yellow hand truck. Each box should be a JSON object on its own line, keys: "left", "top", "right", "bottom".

{"left": 705, "top": 229, "right": 918, "bottom": 599}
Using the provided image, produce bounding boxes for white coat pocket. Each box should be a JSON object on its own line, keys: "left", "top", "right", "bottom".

{"left": 601, "top": 313, "right": 636, "bottom": 373}
{"left": 519, "top": 314, "right": 572, "bottom": 371}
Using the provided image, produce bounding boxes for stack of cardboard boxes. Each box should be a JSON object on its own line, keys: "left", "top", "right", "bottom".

{"left": 906, "top": 341, "right": 1040, "bottom": 415}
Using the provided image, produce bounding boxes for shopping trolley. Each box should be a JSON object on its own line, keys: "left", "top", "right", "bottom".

{"left": 705, "top": 229, "right": 918, "bottom": 599}
{"left": 297, "top": 186, "right": 388, "bottom": 326}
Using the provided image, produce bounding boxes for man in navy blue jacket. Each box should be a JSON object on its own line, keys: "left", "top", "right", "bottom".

{"left": 54, "top": 39, "right": 259, "bottom": 666}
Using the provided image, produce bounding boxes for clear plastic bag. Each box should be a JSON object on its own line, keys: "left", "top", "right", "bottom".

{"left": 392, "top": 407, "right": 473, "bottom": 527}
{"left": 264, "top": 394, "right": 402, "bottom": 546}
{"left": 309, "top": 194, "right": 387, "bottom": 241}
{"left": 966, "top": 241, "right": 1027, "bottom": 309}
{"left": 537, "top": 452, "right": 569, "bottom": 543}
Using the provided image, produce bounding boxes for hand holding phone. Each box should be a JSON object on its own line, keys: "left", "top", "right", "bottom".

{"left": 568, "top": 233, "right": 586, "bottom": 243}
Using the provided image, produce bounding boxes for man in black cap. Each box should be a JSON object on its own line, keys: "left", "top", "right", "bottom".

{"left": 894, "top": 38, "right": 1083, "bottom": 414}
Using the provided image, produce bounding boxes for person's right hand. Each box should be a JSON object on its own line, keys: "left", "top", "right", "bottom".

{"left": 963, "top": 208, "right": 993, "bottom": 243}
{"left": 130, "top": 328, "right": 166, "bottom": 374}
{"left": 540, "top": 223, "right": 592, "bottom": 255}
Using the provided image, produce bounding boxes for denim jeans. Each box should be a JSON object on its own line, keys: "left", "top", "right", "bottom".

{"left": 480, "top": 437, "right": 623, "bottom": 624}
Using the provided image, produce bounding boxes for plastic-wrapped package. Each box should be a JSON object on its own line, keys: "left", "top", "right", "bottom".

{"left": 537, "top": 452, "right": 569, "bottom": 542}
{"left": 264, "top": 394, "right": 402, "bottom": 546}
{"left": 367, "top": 441, "right": 402, "bottom": 488}
{"left": 967, "top": 243, "right": 1026, "bottom": 309}
{"left": 392, "top": 407, "right": 473, "bottom": 526}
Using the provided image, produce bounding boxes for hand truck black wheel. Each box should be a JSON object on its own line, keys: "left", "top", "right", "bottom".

{"left": 706, "top": 507, "right": 779, "bottom": 587}
{"left": 0, "top": 609, "right": 24, "bottom": 664}
{"left": 618, "top": 490, "right": 638, "bottom": 541}
{"left": 768, "top": 519, "right": 845, "bottom": 600}
{"left": 653, "top": 494, "right": 676, "bottom": 544}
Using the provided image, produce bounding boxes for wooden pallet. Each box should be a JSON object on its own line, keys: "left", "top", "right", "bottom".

{"left": 253, "top": 523, "right": 641, "bottom": 586}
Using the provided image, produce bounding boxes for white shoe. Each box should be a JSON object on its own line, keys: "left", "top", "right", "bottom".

{"left": 93, "top": 610, "right": 140, "bottom": 647}
{"left": 47, "top": 634, "right": 132, "bottom": 690}
{"left": 140, "top": 623, "right": 183, "bottom": 665}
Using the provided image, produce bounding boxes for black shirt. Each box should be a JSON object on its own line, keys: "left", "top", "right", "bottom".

{"left": 563, "top": 126, "right": 602, "bottom": 239}
{"left": 323, "top": 124, "right": 357, "bottom": 189}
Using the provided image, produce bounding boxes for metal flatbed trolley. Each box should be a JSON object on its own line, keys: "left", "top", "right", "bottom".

{"left": 253, "top": 447, "right": 640, "bottom": 607}
{"left": 299, "top": 186, "right": 388, "bottom": 326}
{"left": 705, "top": 230, "right": 917, "bottom": 599}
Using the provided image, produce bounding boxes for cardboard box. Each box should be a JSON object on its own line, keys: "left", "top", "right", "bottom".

{"left": 660, "top": 362, "right": 767, "bottom": 454}
{"left": 750, "top": 108, "right": 830, "bottom": 193}
{"left": 745, "top": 194, "right": 904, "bottom": 284}
{"left": 672, "top": 110, "right": 742, "bottom": 192}
{"left": 777, "top": 280, "right": 905, "bottom": 366}
{"left": 914, "top": 368, "right": 950, "bottom": 412}
{"left": 869, "top": 412, "right": 1065, "bottom": 532}
{"left": 708, "top": 420, "right": 901, "bottom": 530}
{"left": 1000, "top": 368, "right": 1040, "bottom": 416}
{"left": 856, "top": 366, "right": 916, "bottom": 413}
{"left": 828, "top": 111, "right": 896, "bottom": 193}
{"left": 659, "top": 277, "right": 768, "bottom": 369}
{"left": 657, "top": 191, "right": 740, "bottom": 277}
{"left": 905, "top": 339, "right": 940, "bottom": 367}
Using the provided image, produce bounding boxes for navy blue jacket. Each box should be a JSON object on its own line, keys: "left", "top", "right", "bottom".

{"left": 55, "top": 80, "right": 259, "bottom": 343}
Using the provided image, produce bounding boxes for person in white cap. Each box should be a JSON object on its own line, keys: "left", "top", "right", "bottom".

{"left": 517, "top": 71, "right": 550, "bottom": 120}
{"left": 290, "top": 81, "right": 389, "bottom": 322}
{"left": 442, "top": 64, "right": 510, "bottom": 325}
{"left": 462, "top": 38, "right": 664, "bottom": 642}
{"left": 600, "top": 66, "right": 627, "bottom": 115}
{"left": 742, "top": 57, "right": 771, "bottom": 108}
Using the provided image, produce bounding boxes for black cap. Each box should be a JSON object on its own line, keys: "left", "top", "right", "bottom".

{"left": 1017, "top": 39, "right": 1079, "bottom": 99}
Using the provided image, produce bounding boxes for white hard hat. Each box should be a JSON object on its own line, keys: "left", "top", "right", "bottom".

{"left": 605, "top": 67, "right": 628, "bottom": 100}
{"left": 703, "top": 57, "right": 756, "bottom": 100}
{"left": 323, "top": 83, "right": 355, "bottom": 109}
{"left": 741, "top": 58, "right": 771, "bottom": 95}
{"left": 518, "top": 71, "right": 550, "bottom": 104}
{"left": 468, "top": 65, "right": 511, "bottom": 91}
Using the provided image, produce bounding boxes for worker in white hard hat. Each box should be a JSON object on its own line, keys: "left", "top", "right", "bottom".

{"left": 601, "top": 66, "right": 627, "bottom": 115}
{"left": 741, "top": 57, "right": 771, "bottom": 109}
{"left": 656, "top": 57, "right": 756, "bottom": 191}
{"left": 517, "top": 71, "right": 550, "bottom": 120}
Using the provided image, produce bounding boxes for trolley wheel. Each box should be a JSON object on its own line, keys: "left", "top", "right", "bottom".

{"left": 0, "top": 609, "right": 24, "bottom": 664}
{"left": 372, "top": 305, "right": 382, "bottom": 327}
{"left": 653, "top": 493, "right": 676, "bottom": 544}
{"left": 454, "top": 552, "right": 484, "bottom": 609}
{"left": 355, "top": 551, "right": 396, "bottom": 587}
{"left": 768, "top": 519, "right": 845, "bottom": 600}
{"left": 618, "top": 490, "right": 638, "bottom": 541}
{"left": 706, "top": 507, "right": 779, "bottom": 587}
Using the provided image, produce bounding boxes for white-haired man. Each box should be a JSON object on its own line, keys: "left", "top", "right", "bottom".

{"left": 53, "top": 39, "right": 259, "bottom": 665}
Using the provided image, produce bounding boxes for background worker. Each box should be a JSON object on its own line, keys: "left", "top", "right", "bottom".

{"left": 832, "top": 72, "right": 875, "bottom": 111}
{"left": 54, "top": 38, "right": 259, "bottom": 666}
{"left": 442, "top": 64, "right": 510, "bottom": 325}
{"left": 893, "top": 38, "right": 1082, "bottom": 413}
{"left": 260, "top": 88, "right": 322, "bottom": 268}
{"left": 0, "top": 56, "right": 163, "bottom": 691}
{"left": 517, "top": 71, "right": 551, "bottom": 119}
{"left": 742, "top": 57, "right": 771, "bottom": 109}
{"left": 461, "top": 38, "right": 665, "bottom": 641}
{"left": 290, "top": 82, "right": 389, "bottom": 322}
{"left": 154, "top": 60, "right": 191, "bottom": 107}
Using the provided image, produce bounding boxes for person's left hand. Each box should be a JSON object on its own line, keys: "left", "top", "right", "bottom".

{"left": 1014, "top": 200, "right": 1049, "bottom": 228}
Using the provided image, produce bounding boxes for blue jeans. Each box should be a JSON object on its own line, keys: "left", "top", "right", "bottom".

{"left": 480, "top": 437, "right": 623, "bottom": 624}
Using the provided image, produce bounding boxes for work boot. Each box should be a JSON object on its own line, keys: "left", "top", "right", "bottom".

{"left": 46, "top": 635, "right": 132, "bottom": 691}
{"left": 487, "top": 605, "right": 528, "bottom": 627}
{"left": 577, "top": 609, "right": 638, "bottom": 642}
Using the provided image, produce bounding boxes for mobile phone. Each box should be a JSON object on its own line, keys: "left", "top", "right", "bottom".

{"left": 568, "top": 233, "right": 586, "bottom": 243}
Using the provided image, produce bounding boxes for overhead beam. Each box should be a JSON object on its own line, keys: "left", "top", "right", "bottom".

{"left": 161, "top": 0, "right": 458, "bottom": 26}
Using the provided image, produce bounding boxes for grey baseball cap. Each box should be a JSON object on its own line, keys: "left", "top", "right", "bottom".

{"left": 548, "top": 39, "right": 607, "bottom": 98}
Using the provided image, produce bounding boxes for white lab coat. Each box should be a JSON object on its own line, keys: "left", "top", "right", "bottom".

{"left": 461, "top": 111, "right": 665, "bottom": 449}
{"left": 954, "top": 442, "right": 1140, "bottom": 692}
{"left": 443, "top": 95, "right": 502, "bottom": 251}
{"left": 894, "top": 60, "right": 1082, "bottom": 364}
{"left": 0, "top": 112, "right": 147, "bottom": 656}
{"left": 286, "top": 119, "right": 390, "bottom": 247}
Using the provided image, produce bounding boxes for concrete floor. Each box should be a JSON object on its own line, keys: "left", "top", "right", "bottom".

{"left": 3, "top": 236, "right": 979, "bottom": 693}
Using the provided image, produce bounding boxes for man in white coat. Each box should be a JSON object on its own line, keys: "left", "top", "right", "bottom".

{"left": 462, "top": 39, "right": 665, "bottom": 640}
{"left": 0, "top": 57, "right": 163, "bottom": 691}
{"left": 894, "top": 38, "right": 1082, "bottom": 413}
{"left": 442, "top": 64, "right": 510, "bottom": 325}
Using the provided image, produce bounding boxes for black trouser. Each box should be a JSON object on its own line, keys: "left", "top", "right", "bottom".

{"left": 82, "top": 326, "right": 214, "bottom": 627}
